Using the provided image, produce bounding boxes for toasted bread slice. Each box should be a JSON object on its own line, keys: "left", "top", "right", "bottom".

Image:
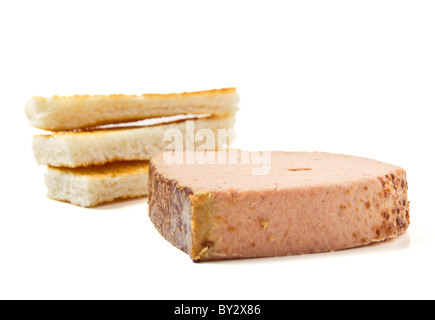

{"left": 33, "top": 116, "right": 236, "bottom": 168}
{"left": 25, "top": 88, "right": 239, "bottom": 131}
{"left": 45, "top": 161, "right": 149, "bottom": 207}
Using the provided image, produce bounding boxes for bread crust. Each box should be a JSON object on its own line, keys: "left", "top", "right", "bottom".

{"left": 25, "top": 88, "right": 239, "bottom": 131}
{"left": 48, "top": 161, "right": 149, "bottom": 178}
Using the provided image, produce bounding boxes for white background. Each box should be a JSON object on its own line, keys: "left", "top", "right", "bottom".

{"left": 0, "top": 0, "right": 434, "bottom": 300}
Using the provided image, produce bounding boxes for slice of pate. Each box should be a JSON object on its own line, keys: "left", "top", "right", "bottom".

{"left": 148, "top": 151, "right": 410, "bottom": 261}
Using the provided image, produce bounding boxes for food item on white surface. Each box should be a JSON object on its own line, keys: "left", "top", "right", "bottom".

{"left": 25, "top": 88, "right": 239, "bottom": 131}
{"left": 45, "top": 161, "right": 149, "bottom": 207}
{"left": 148, "top": 151, "right": 410, "bottom": 261}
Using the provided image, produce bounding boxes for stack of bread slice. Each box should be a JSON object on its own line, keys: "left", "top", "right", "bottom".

{"left": 25, "top": 88, "right": 239, "bottom": 207}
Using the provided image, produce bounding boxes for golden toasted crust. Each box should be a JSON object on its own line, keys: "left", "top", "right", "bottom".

{"left": 26, "top": 88, "right": 239, "bottom": 131}
{"left": 48, "top": 161, "right": 149, "bottom": 178}
{"left": 37, "top": 87, "right": 237, "bottom": 100}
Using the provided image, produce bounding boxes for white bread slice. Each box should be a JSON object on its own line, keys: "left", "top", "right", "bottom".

{"left": 25, "top": 88, "right": 239, "bottom": 131}
{"left": 33, "top": 116, "right": 236, "bottom": 168}
{"left": 45, "top": 161, "right": 149, "bottom": 207}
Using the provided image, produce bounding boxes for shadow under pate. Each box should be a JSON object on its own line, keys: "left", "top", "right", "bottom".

{"left": 90, "top": 197, "right": 149, "bottom": 211}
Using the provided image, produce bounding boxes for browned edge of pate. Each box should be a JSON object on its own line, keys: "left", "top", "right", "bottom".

{"left": 148, "top": 160, "right": 219, "bottom": 262}
{"left": 148, "top": 161, "right": 194, "bottom": 257}
{"left": 374, "top": 169, "right": 411, "bottom": 239}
